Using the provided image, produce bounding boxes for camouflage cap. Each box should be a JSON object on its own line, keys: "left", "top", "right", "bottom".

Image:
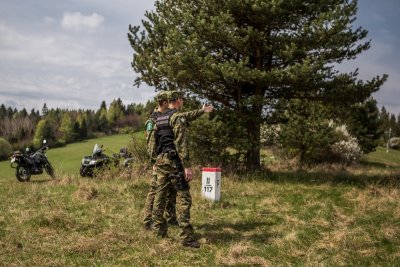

{"left": 168, "top": 90, "right": 184, "bottom": 101}
{"left": 154, "top": 91, "right": 169, "bottom": 102}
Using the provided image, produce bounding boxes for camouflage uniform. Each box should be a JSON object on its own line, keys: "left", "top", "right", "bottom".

{"left": 143, "top": 91, "right": 177, "bottom": 229}
{"left": 152, "top": 96, "right": 205, "bottom": 243}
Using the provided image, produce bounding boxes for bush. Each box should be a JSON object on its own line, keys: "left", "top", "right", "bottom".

{"left": 389, "top": 137, "right": 400, "bottom": 150}
{"left": 0, "top": 138, "right": 12, "bottom": 160}
{"left": 331, "top": 125, "right": 363, "bottom": 163}
{"left": 127, "top": 134, "right": 150, "bottom": 170}
{"left": 260, "top": 124, "right": 280, "bottom": 146}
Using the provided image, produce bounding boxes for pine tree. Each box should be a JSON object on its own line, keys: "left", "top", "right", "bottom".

{"left": 279, "top": 100, "right": 337, "bottom": 164}
{"left": 379, "top": 106, "right": 390, "bottom": 140}
{"left": 98, "top": 108, "right": 109, "bottom": 133}
{"left": 396, "top": 114, "right": 400, "bottom": 137}
{"left": 389, "top": 114, "right": 397, "bottom": 137}
{"left": 79, "top": 117, "right": 88, "bottom": 139}
{"left": 0, "top": 104, "right": 6, "bottom": 118}
{"left": 100, "top": 101, "right": 107, "bottom": 111}
{"left": 6, "top": 107, "right": 13, "bottom": 118}
{"left": 129, "top": 0, "right": 387, "bottom": 170}
{"left": 73, "top": 121, "right": 80, "bottom": 140}
{"left": 346, "top": 98, "right": 382, "bottom": 153}
{"left": 20, "top": 108, "right": 28, "bottom": 117}
{"left": 41, "top": 103, "right": 49, "bottom": 117}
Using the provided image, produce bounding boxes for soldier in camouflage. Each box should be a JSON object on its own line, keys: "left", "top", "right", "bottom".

{"left": 151, "top": 90, "right": 214, "bottom": 248}
{"left": 143, "top": 91, "right": 177, "bottom": 230}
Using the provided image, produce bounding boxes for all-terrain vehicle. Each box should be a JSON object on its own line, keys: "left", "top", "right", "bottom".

{"left": 79, "top": 144, "right": 119, "bottom": 177}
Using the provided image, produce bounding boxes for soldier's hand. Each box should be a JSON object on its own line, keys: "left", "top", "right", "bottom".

{"left": 184, "top": 167, "right": 193, "bottom": 182}
{"left": 202, "top": 104, "right": 214, "bottom": 113}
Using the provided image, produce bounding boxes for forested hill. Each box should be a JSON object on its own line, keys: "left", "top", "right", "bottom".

{"left": 0, "top": 99, "right": 155, "bottom": 160}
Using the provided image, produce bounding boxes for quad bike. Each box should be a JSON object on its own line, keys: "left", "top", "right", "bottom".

{"left": 79, "top": 144, "right": 119, "bottom": 177}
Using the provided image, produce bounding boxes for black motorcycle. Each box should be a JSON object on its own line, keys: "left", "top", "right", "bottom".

{"left": 80, "top": 144, "right": 119, "bottom": 177}
{"left": 10, "top": 140, "right": 55, "bottom": 182}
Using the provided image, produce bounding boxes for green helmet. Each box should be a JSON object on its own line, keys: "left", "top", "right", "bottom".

{"left": 168, "top": 90, "right": 184, "bottom": 101}
{"left": 154, "top": 91, "right": 168, "bottom": 102}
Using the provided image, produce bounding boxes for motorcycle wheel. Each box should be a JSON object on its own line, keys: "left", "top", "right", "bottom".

{"left": 45, "top": 163, "right": 55, "bottom": 179}
{"left": 16, "top": 165, "right": 31, "bottom": 182}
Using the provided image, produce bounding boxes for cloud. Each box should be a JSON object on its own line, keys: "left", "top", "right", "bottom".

{"left": 61, "top": 12, "right": 104, "bottom": 31}
{"left": 0, "top": 20, "right": 154, "bottom": 111}
{"left": 0, "top": 22, "right": 126, "bottom": 78}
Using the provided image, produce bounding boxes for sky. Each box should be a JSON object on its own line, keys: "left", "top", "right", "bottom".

{"left": 0, "top": 0, "right": 399, "bottom": 115}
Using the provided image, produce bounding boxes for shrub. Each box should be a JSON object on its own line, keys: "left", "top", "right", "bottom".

{"left": 0, "top": 138, "right": 12, "bottom": 160}
{"left": 126, "top": 134, "right": 150, "bottom": 175}
{"left": 331, "top": 125, "right": 363, "bottom": 163}
{"left": 389, "top": 137, "right": 400, "bottom": 150}
{"left": 260, "top": 124, "right": 280, "bottom": 146}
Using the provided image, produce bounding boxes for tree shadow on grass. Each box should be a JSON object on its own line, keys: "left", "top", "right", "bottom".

{"left": 198, "top": 221, "right": 278, "bottom": 244}
{"left": 29, "top": 179, "right": 53, "bottom": 184}
{"left": 253, "top": 170, "right": 400, "bottom": 189}
{"left": 358, "top": 160, "right": 399, "bottom": 170}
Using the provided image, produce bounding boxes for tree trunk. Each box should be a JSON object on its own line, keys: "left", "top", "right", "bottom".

{"left": 245, "top": 117, "right": 261, "bottom": 171}
{"left": 244, "top": 98, "right": 263, "bottom": 171}
{"left": 244, "top": 46, "right": 264, "bottom": 171}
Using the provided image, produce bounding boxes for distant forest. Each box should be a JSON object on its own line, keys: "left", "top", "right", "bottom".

{"left": 0, "top": 98, "right": 400, "bottom": 161}
{"left": 0, "top": 98, "right": 155, "bottom": 156}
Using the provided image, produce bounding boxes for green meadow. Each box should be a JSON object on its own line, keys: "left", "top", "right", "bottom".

{"left": 0, "top": 135, "right": 399, "bottom": 266}
{"left": 0, "top": 133, "right": 137, "bottom": 179}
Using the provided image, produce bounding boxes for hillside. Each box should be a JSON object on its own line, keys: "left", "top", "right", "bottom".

{"left": 0, "top": 133, "right": 137, "bottom": 179}
{"left": 0, "top": 136, "right": 399, "bottom": 265}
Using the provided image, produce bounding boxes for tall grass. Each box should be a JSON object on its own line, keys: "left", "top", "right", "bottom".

{"left": 0, "top": 137, "right": 399, "bottom": 265}
{"left": 0, "top": 165, "right": 399, "bottom": 265}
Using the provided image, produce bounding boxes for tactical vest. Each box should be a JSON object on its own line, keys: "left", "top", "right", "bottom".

{"left": 155, "top": 109, "right": 177, "bottom": 155}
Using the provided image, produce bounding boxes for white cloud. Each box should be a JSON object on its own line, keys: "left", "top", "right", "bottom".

{"left": 61, "top": 12, "right": 104, "bottom": 31}
{"left": 0, "top": 21, "right": 153, "bottom": 111}
{"left": 0, "top": 22, "right": 127, "bottom": 78}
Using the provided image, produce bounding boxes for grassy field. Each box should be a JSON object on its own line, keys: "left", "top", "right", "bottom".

{"left": 0, "top": 136, "right": 399, "bottom": 266}
{"left": 0, "top": 133, "right": 137, "bottom": 180}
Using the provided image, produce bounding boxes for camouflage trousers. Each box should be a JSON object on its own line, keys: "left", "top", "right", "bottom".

{"left": 143, "top": 171, "right": 177, "bottom": 228}
{"left": 152, "top": 153, "right": 194, "bottom": 241}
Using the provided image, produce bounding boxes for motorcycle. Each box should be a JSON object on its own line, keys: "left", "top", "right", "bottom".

{"left": 79, "top": 144, "right": 119, "bottom": 177}
{"left": 10, "top": 140, "right": 55, "bottom": 182}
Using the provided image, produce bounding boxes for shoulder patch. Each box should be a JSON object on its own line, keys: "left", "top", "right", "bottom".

{"left": 145, "top": 120, "right": 154, "bottom": 132}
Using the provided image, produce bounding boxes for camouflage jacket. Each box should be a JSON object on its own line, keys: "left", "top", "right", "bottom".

{"left": 145, "top": 109, "right": 162, "bottom": 164}
{"left": 148, "top": 108, "right": 204, "bottom": 167}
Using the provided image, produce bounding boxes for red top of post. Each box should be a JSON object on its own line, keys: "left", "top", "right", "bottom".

{"left": 201, "top": 167, "right": 222, "bottom": 172}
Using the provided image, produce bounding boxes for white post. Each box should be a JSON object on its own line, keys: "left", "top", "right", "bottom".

{"left": 201, "top": 167, "right": 221, "bottom": 201}
{"left": 387, "top": 128, "right": 391, "bottom": 153}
